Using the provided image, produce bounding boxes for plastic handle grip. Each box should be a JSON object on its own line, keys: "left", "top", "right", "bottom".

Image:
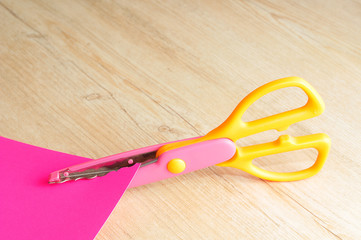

{"left": 206, "top": 76, "right": 325, "bottom": 141}
{"left": 217, "top": 133, "right": 331, "bottom": 181}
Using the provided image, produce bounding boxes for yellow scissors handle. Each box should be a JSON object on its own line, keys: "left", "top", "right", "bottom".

{"left": 206, "top": 76, "right": 325, "bottom": 141}
{"left": 217, "top": 134, "right": 330, "bottom": 181}
{"left": 158, "top": 77, "right": 330, "bottom": 181}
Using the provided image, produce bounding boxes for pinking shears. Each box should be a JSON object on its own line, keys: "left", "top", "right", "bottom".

{"left": 49, "top": 77, "right": 331, "bottom": 187}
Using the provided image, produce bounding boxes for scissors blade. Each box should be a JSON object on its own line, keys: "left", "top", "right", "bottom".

{"left": 49, "top": 151, "right": 157, "bottom": 184}
{"left": 48, "top": 137, "right": 198, "bottom": 185}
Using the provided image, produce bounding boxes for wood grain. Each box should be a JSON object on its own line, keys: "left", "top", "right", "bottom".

{"left": 1, "top": 0, "right": 360, "bottom": 239}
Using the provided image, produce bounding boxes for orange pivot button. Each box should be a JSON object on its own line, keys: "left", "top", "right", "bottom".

{"left": 167, "top": 158, "right": 186, "bottom": 174}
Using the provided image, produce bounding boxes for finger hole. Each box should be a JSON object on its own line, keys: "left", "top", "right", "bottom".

{"left": 252, "top": 148, "right": 318, "bottom": 173}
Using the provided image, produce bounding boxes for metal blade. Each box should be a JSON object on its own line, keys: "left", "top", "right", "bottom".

{"left": 49, "top": 151, "right": 157, "bottom": 184}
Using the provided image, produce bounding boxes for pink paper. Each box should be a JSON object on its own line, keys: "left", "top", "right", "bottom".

{"left": 0, "top": 136, "right": 139, "bottom": 240}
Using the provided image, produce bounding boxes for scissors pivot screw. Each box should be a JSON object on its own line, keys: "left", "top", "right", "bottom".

{"left": 167, "top": 159, "right": 186, "bottom": 174}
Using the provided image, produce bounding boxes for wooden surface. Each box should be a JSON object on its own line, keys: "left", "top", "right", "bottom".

{"left": 1, "top": 0, "right": 360, "bottom": 239}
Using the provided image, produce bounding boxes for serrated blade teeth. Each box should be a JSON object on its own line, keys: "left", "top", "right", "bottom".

{"left": 49, "top": 150, "right": 158, "bottom": 184}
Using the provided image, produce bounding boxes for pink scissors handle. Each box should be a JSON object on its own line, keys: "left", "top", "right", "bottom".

{"left": 129, "top": 138, "right": 236, "bottom": 188}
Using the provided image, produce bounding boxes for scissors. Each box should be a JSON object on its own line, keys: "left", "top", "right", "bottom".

{"left": 49, "top": 77, "right": 331, "bottom": 187}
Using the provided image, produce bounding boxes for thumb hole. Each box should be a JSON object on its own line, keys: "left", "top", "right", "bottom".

{"left": 242, "top": 86, "right": 308, "bottom": 123}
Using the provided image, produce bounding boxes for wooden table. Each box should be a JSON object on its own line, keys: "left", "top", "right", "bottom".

{"left": 1, "top": 1, "right": 360, "bottom": 239}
